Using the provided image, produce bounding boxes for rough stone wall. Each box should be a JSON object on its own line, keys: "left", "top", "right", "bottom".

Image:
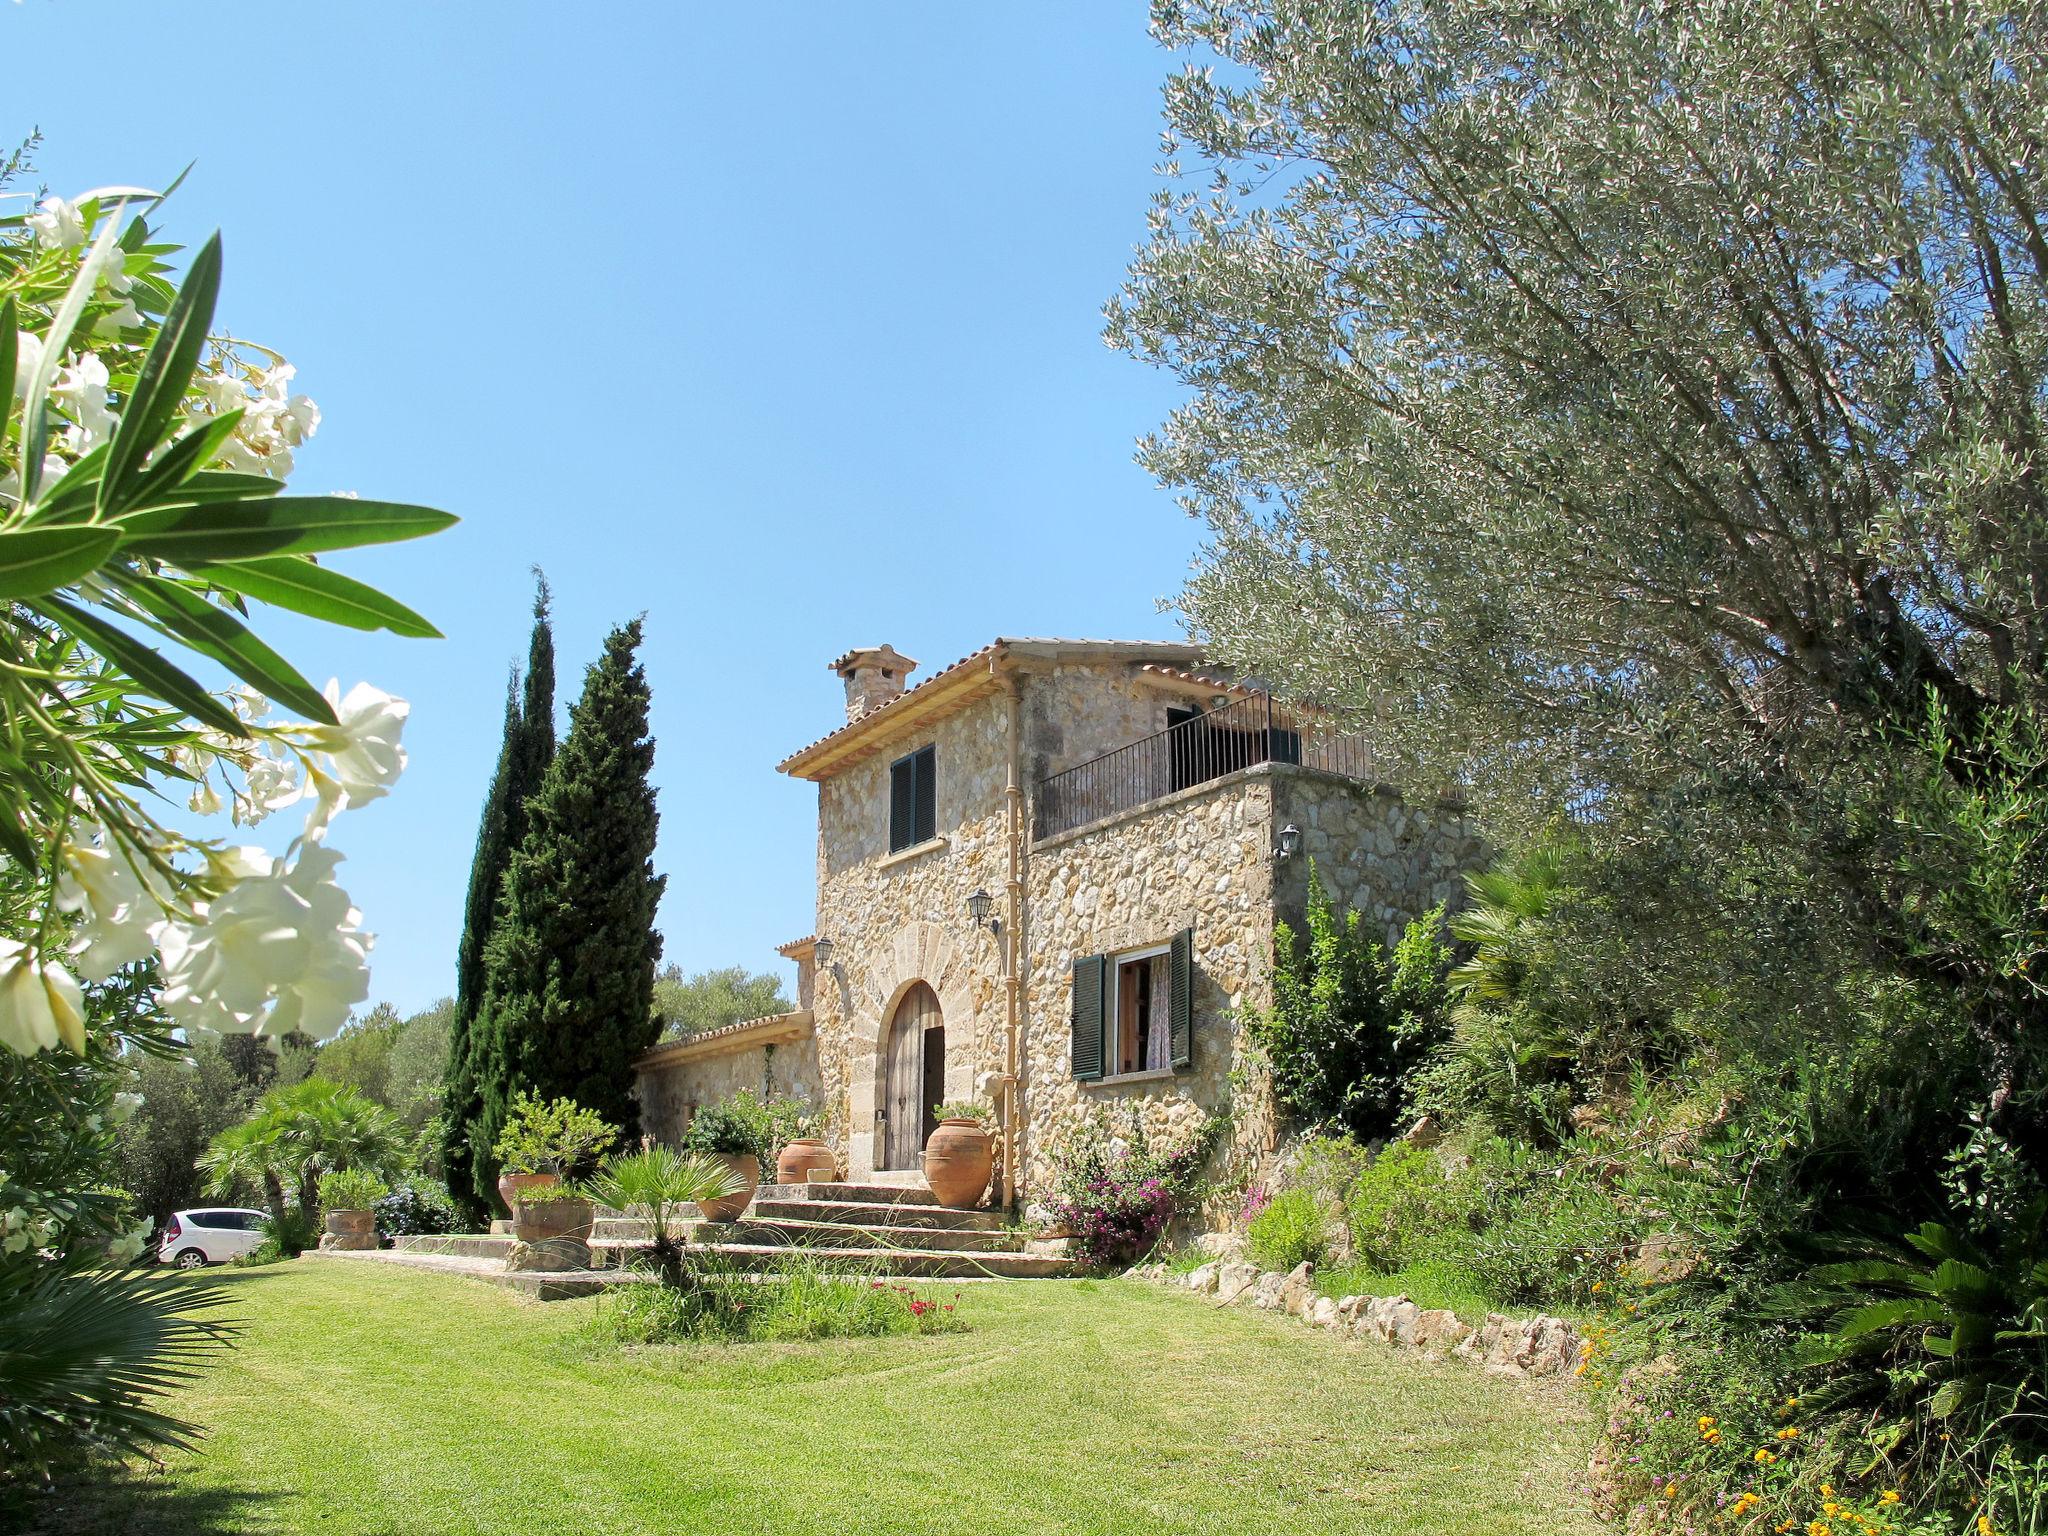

{"left": 1020, "top": 773, "right": 1278, "bottom": 1206}
{"left": 807, "top": 661, "right": 1201, "bottom": 1181}
{"left": 811, "top": 691, "right": 1011, "bottom": 1176}
{"left": 1270, "top": 768, "right": 1487, "bottom": 946}
{"left": 636, "top": 1033, "right": 822, "bottom": 1147}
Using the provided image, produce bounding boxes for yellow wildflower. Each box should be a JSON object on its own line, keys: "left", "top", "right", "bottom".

{"left": 1755, "top": 1449, "right": 1778, "bottom": 1465}
{"left": 1879, "top": 1492, "right": 1900, "bottom": 1506}
{"left": 1809, "top": 1523, "right": 1832, "bottom": 1536}
{"left": 1777, "top": 1426, "right": 1800, "bottom": 1440}
{"left": 1977, "top": 1518, "right": 1994, "bottom": 1536}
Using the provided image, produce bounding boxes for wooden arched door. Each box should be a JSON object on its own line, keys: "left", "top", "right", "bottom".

{"left": 881, "top": 982, "right": 944, "bottom": 1171}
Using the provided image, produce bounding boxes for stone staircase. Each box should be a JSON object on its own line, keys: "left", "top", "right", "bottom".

{"left": 393, "top": 1182, "right": 1073, "bottom": 1283}
{"left": 689, "top": 1183, "right": 1072, "bottom": 1280}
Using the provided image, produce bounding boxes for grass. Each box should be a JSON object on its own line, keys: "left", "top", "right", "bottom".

{"left": 1314, "top": 1257, "right": 1508, "bottom": 1322}
{"left": 25, "top": 1259, "right": 1605, "bottom": 1536}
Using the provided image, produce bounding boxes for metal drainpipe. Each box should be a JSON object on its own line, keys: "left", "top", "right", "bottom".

{"left": 999, "top": 669, "right": 1024, "bottom": 1211}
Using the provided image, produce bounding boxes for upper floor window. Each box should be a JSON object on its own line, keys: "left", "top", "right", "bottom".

{"left": 889, "top": 744, "right": 936, "bottom": 852}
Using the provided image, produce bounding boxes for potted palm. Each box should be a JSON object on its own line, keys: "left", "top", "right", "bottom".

{"left": 679, "top": 1100, "right": 763, "bottom": 1222}
{"left": 317, "top": 1167, "right": 389, "bottom": 1250}
{"left": 491, "top": 1091, "right": 617, "bottom": 1241}
{"left": 581, "top": 1146, "right": 744, "bottom": 1288}
{"left": 924, "top": 1101, "right": 996, "bottom": 1209}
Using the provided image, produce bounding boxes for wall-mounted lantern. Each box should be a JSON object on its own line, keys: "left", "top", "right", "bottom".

{"left": 1274, "top": 824, "right": 1302, "bottom": 861}
{"left": 812, "top": 937, "right": 835, "bottom": 969}
{"left": 967, "top": 887, "right": 1000, "bottom": 938}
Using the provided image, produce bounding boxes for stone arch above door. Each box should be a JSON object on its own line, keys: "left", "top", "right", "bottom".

{"left": 845, "top": 920, "right": 977, "bottom": 1177}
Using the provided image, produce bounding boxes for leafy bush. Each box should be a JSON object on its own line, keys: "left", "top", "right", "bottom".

{"left": 1246, "top": 1186, "right": 1330, "bottom": 1271}
{"left": 679, "top": 1089, "right": 813, "bottom": 1166}
{"left": 490, "top": 1091, "right": 616, "bottom": 1178}
{"left": 236, "top": 1209, "right": 317, "bottom": 1266}
{"left": 584, "top": 1251, "right": 966, "bottom": 1345}
{"left": 1045, "top": 1104, "right": 1226, "bottom": 1268}
{"left": 372, "top": 1184, "right": 456, "bottom": 1239}
{"left": 1344, "top": 1141, "right": 1481, "bottom": 1273}
{"left": 1253, "top": 862, "right": 1451, "bottom": 1141}
{"left": 315, "top": 1168, "right": 388, "bottom": 1215}
{"left": 1769, "top": 1202, "right": 2048, "bottom": 1477}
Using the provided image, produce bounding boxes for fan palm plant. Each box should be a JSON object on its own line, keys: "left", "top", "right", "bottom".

{"left": 195, "top": 1114, "right": 292, "bottom": 1228}
{"left": 0, "top": 1262, "right": 237, "bottom": 1482}
{"left": 580, "top": 1146, "right": 743, "bottom": 1290}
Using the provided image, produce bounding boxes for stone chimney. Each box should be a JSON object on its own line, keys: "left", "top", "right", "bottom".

{"left": 831, "top": 645, "right": 918, "bottom": 723}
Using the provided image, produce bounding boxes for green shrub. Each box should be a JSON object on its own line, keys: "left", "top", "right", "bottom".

{"left": 1246, "top": 1187, "right": 1330, "bottom": 1271}
{"left": 1344, "top": 1141, "right": 1480, "bottom": 1273}
{"left": 1252, "top": 863, "right": 1452, "bottom": 1141}
{"left": 491, "top": 1091, "right": 617, "bottom": 1178}
{"left": 585, "top": 1251, "right": 966, "bottom": 1346}
{"left": 680, "top": 1089, "right": 814, "bottom": 1166}
{"left": 315, "top": 1167, "right": 389, "bottom": 1215}
{"left": 236, "top": 1209, "right": 317, "bottom": 1265}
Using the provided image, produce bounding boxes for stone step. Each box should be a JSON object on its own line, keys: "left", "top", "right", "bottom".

{"left": 696, "top": 1242, "right": 1072, "bottom": 1281}
{"left": 395, "top": 1234, "right": 514, "bottom": 1260}
{"left": 750, "top": 1198, "right": 1005, "bottom": 1233}
{"left": 783, "top": 1182, "right": 951, "bottom": 1208}
{"left": 698, "top": 1217, "right": 1027, "bottom": 1254}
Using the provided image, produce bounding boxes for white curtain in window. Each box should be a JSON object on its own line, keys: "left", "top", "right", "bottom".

{"left": 1145, "top": 953, "right": 1172, "bottom": 1070}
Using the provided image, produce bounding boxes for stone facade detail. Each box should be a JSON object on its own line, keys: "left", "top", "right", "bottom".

{"left": 641, "top": 637, "right": 1486, "bottom": 1210}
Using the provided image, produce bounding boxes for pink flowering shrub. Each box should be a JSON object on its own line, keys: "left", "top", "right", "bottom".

{"left": 1046, "top": 1106, "right": 1227, "bottom": 1268}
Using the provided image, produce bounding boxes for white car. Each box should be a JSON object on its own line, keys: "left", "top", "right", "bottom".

{"left": 158, "top": 1207, "right": 270, "bottom": 1268}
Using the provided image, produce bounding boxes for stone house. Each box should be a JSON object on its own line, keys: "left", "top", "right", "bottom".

{"left": 633, "top": 638, "right": 1483, "bottom": 1208}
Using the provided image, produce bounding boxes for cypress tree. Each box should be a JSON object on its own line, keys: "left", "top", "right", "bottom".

{"left": 442, "top": 575, "right": 556, "bottom": 1214}
{"left": 467, "top": 619, "right": 664, "bottom": 1205}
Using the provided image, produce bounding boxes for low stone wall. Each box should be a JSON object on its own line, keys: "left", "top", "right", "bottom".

{"left": 1137, "top": 1258, "right": 1582, "bottom": 1382}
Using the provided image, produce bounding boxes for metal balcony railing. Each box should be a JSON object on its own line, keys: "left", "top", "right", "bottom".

{"left": 1033, "top": 692, "right": 1372, "bottom": 840}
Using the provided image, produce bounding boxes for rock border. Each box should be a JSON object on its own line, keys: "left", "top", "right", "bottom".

{"left": 1133, "top": 1258, "right": 1581, "bottom": 1381}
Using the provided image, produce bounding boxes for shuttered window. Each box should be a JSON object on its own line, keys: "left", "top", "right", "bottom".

{"left": 888, "top": 745, "right": 936, "bottom": 852}
{"left": 1073, "top": 929, "right": 1197, "bottom": 1081}
{"left": 1169, "top": 927, "right": 1194, "bottom": 1068}
{"left": 1070, "top": 954, "right": 1106, "bottom": 1081}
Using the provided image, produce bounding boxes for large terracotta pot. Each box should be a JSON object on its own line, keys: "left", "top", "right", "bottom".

{"left": 924, "top": 1118, "right": 993, "bottom": 1209}
{"left": 511, "top": 1194, "right": 593, "bottom": 1245}
{"left": 497, "top": 1170, "right": 559, "bottom": 1213}
{"left": 696, "top": 1152, "right": 759, "bottom": 1223}
{"left": 776, "top": 1138, "right": 835, "bottom": 1187}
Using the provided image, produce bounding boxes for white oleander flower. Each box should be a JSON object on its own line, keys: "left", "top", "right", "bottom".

{"left": 51, "top": 353, "right": 117, "bottom": 447}
{"left": 188, "top": 780, "right": 223, "bottom": 817}
{"left": 56, "top": 834, "right": 160, "bottom": 982}
{"left": 0, "top": 453, "right": 71, "bottom": 509}
{"left": 13, "top": 329, "right": 42, "bottom": 396}
{"left": 301, "top": 682, "right": 408, "bottom": 812}
{"left": 198, "top": 370, "right": 247, "bottom": 415}
{"left": 109, "top": 1090, "right": 143, "bottom": 1125}
{"left": 0, "top": 940, "right": 87, "bottom": 1055}
{"left": 234, "top": 751, "right": 303, "bottom": 826}
{"left": 93, "top": 296, "right": 142, "bottom": 336}
{"left": 108, "top": 1219, "right": 151, "bottom": 1264}
{"left": 27, "top": 195, "right": 86, "bottom": 249}
{"left": 153, "top": 842, "right": 372, "bottom": 1041}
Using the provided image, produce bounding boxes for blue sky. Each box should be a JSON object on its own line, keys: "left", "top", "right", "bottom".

{"left": 6, "top": 3, "right": 1203, "bottom": 1015}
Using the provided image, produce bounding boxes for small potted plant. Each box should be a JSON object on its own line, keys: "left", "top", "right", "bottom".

{"left": 679, "top": 1099, "right": 763, "bottom": 1222}
{"left": 924, "top": 1101, "right": 996, "bottom": 1208}
{"left": 317, "top": 1167, "right": 389, "bottom": 1250}
{"left": 491, "top": 1090, "right": 618, "bottom": 1215}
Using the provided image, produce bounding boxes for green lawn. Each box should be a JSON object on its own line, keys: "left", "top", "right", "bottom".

{"left": 30, "top": 1259, "right": 1603, "bottom": 1536}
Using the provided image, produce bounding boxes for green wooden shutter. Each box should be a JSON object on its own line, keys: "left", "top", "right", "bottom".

{"left": 1070, "top": 954, "right": 1107, "bottom": 1082}
{"left": 1169, "top": 927, "right": 1194, "bottom": 1069}
{"left": 912, "top": 745, "right": 937, "bottom": 844}
{"left": 889, "top": 753, "right": 915, "bottom": 851}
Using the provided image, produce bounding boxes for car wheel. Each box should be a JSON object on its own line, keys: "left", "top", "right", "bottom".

{"left": 172, "top": 1247, "right": 208, "bottom": 1270}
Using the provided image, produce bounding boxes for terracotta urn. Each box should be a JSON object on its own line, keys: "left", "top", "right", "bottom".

{"left": 697, "top": 1152, "right": 759, "bottom": 1223}
{"left": 511, "top": 1194, "right": 594, "bottom": 1245}
{"left": 776, "top": 1137, "right": 835, "bottom": 1187}
{"left": 923, "top": 1118, "right": 993, "bottom": 1209}
{"left": 497, "top": 1170, "right": 559, "bottom": 1213}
